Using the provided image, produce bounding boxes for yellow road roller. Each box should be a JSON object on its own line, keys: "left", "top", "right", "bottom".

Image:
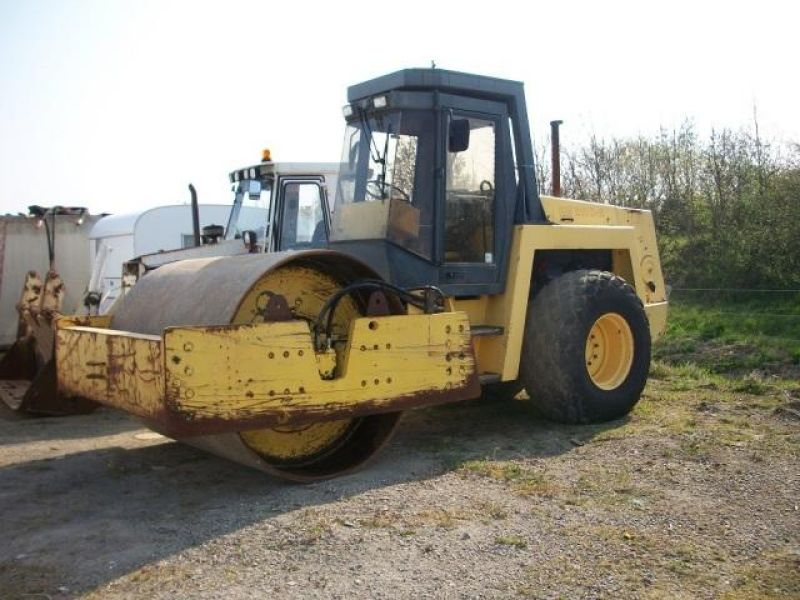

{"left": 54, "top": 68, "right": 667, "bottom": 480}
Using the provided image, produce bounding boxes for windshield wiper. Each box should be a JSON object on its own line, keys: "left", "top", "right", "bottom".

{"left": 358, "top": 114, "right": 396, "bottom": 200}
{"left": 225, "top": 186, "right": 245, "bottom": 238}
{"left": 359, "top": 113, "right": 382, "bottom": 164}
{"left": 376, "top": 124, "right": 394, "bottom": 198}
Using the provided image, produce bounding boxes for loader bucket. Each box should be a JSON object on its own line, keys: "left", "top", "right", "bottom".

{"left": 0, "top": 270, "right": 98, "bottom": 415}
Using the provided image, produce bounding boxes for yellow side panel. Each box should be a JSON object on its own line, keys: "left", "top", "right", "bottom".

{"left": 645, "top": 301, "right": 668, "bottom": 340}
{"left": 474, "top": 224, "right": 637, "bottom": 379}
{"left": 163, "top": 312, "right": 476, "bottom": 423}
{"left": 540, "top": 196, "right": 668, "bottom": 306}
{"left": 56, "top": 325, "right": 164, "bottom": 419}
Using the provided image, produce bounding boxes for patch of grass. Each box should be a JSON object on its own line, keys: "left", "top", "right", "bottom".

{"left": 359, "top": 512, "right": 397, "bottom": 529}
{"left": 589, "top": 373, "right": 798, "bottom": 463}
{"left": 476, "top": 500, "right": 510, "bottom": 520}
{"left": 721, "top": 548, "right": 800, "bottom": 599}
{"left": 648, "top": 361, "right": 724, "bottom": 393}
{"left": 292, "top": 509, "right": 334, "bottom": 544}
{"left": 570, "top": 467, "right": 654, "bottom": 508}
{"left": 495, "top": 534, "right": 527, "bottom": 548}
{"left": 412, "top": 507, "right": 473, "bottom": 529}
{"left": 360, "top": 506, "right": 476, "bottom": 532}
{"left": 398, "top": 529, "right": 416, "bottom": 537}
{"left": 732, "top": 375, "right": 771, "bottom": 395}
{"left": 655, "top": 294, "right": 800, "bottom": 377}
{"left": 648, "top": 360, "right": 672, "bottom": 379}
{"left": 127, "top": 563, "right": 192, "bottom": 584}
{"left": 356, "top": 500, "right": 514, "bottom": 534}
{"left": 461, "top": 459, "right": 525, "bottom": 481}
{"left": 460, "top": 460, "right": 560, "bottom": 497}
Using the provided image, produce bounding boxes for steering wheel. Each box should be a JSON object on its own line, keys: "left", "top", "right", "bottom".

{"left": 479, "top": 180, "right": 494, "bottom": 192}
{"left": 366, "top": 179, "right": 411, "bottom": 202}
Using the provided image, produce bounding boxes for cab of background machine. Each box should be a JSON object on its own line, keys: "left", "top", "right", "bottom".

{"left": 226, "top": 159, "right": 336, "bottom": 252}
{"left": 330, "top": 69, "right": 542, "bottom": 296}
{"left": 225, "top": 169, "right": 273, "bottom": 246}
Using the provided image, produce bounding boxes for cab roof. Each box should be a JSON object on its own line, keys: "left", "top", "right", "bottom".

{"left": 228, "top": 162, "right": 339, "bottom": 184}
{"left": 347, "top": 68, "right": 526, "bottom": 104}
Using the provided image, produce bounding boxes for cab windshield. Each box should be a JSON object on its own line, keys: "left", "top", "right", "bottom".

{"left": 224, "top": 178, "right": 272, "bottom": 242}
{"left": 332, "top": 109, "right": 434, "bottom": 258}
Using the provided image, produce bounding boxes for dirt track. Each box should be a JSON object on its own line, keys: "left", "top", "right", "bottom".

{"left": 1, "top": 376, "right": 798, "bottom": 599}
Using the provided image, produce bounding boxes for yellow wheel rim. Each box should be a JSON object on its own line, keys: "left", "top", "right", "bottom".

{"left": 241, "top": 419, "right": 353, "bottom": 465}
{"left": 233, "top": 265, "right": 360, "bottom": 466}
{"left": 585, "top": 313, "right": 634, "bottom": 390}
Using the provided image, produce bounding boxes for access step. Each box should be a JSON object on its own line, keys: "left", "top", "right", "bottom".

{"left": 478, "top": 373, "right": 501, "bottom": 385}
{"left": 470, "top": 325, "right": 504, "bottom": 337}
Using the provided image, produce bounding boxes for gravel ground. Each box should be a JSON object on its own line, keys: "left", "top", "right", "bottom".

{"left": 1, "top": 376, "right": 798, "bottom": 599}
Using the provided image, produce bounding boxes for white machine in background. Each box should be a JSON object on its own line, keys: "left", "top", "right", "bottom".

{"left": 86, "top": 204, "right": 233, "bottom": 313}
{"left": 86, "top": 160, "right": 340, "bottom": 314}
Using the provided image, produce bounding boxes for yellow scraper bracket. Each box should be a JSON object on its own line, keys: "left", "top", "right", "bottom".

{"left": 55, "top": 312, "right": 480, "bottom": 437}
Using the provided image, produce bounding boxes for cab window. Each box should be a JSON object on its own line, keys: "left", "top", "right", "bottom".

{"left": 444, "top": 117, "right": 496, "bottom": 263}
{"left": 280, "top": 182, "right": 326, "bottom": 248}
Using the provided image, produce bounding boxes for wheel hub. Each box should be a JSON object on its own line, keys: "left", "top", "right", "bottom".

{"left": 585, "top": 312, "right": 634, "bottom": 390}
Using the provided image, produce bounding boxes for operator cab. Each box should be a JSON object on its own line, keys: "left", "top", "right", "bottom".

{"left": 330, "top": 68, "right": 545, "bottom": 296}
{"left": 226, "top": 156, "right": 335, "bottom": 252}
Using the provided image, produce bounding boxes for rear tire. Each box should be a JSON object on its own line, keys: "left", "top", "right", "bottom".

{"left": 519, "top": 270, "right": 650, "bottom": 424}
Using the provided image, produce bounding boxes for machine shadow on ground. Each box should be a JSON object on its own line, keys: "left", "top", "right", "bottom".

{"left": 0, "top": 402, "right": 141, "bottom": 445}
{"left": 0, "top": 397, "right": 624, "bottom": 597}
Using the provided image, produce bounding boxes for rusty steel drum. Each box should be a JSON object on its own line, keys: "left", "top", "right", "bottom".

{"left": 110, "top": 251, "right": 401, "bottom": 481}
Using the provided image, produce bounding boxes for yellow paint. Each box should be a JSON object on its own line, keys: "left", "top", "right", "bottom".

{"left": 163, "top": 312, "right": 474, "bottom": 422}
{"left": 58, "top": 315, "right": 112, "bottom": 329}
{"left": 540, "top": 195, "right": 667, "bottom": 306}
{"left": 55, "top": 310, "right": 477, "bottom": 429}
{"left": 228, "top": 263, "right": 363, "bottom": 458}
{"left": 645, "top": 301, "right": 668, "bottom": 340}
{"left": 55, "top": 324, "right": 163, "bottom": 419}
{"left": 452, "top": 196, "right": 667, "bottom": 382}
{"left": 240, "top": 419, "right": 352, "bottom": 463}
{"left": 455, "top": 223, "right": 641, "bottom": 380}
{"left": 231, "top": 263, "right": 361, "bottom": 373}
{"left": 585, "top": 313, "right": 634, "bottom": 390}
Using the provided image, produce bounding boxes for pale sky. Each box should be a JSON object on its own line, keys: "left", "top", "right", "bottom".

{"left": 1, "top": 0, "right": 797, "bottom": 216}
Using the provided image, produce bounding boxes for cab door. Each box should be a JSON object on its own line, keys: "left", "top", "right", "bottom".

{"left": 437, "top": 96, "right": 514, "bottom": 295}
{"left": 274, "top": 177, "right": 330, "bottom": 250}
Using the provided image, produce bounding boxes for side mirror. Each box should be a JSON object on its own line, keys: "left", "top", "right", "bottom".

{"left": 449, "top": 119, "right": 470, "bottom": 153}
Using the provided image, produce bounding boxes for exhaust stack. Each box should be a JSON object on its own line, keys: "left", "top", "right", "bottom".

{"left": 550, "top": 120, "right": 563, "bottom": 197}
{"left": 189, "top": 183, "right": 201, "bottom": 247}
